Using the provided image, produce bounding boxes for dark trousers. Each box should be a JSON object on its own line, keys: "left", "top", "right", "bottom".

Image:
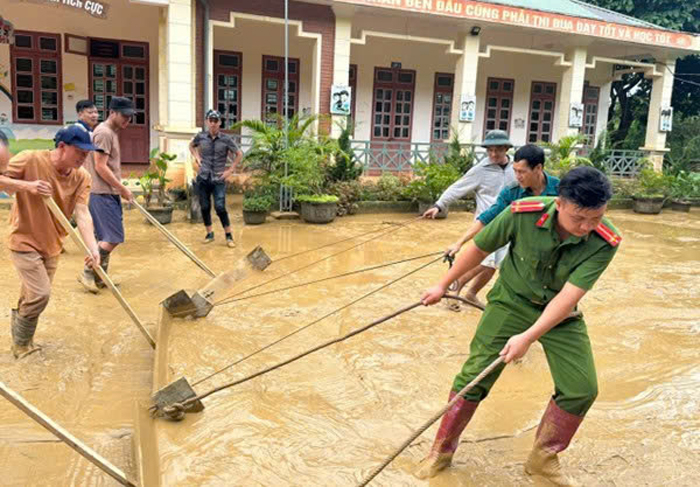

{"left": 197, "top": 178, "right": 230, "bottom": 228}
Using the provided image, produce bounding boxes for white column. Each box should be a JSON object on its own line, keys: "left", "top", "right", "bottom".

{"left": 450, "top": 34, "right": 480, "bottom": 144}
{"left": 158, "top": 0, "right": 199, "bottom": 177}
{"left": 595, "top": 80, "right": 612, "bottom": 147}
{"left": 331, "top": 12, "right": 353, "bottom": 137}
{"left": 166, "top": 0, "right": 195, "bottom": 130}
{"left": 157, "top": 9, "right": 169, "bottom": 132}
{"left": 555, "top": 47, "right": 587, "bottom": 140}
{"left": 641, "top": 59, "right": 676, "bottom": 171}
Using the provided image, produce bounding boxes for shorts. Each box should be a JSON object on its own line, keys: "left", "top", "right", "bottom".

{"left": 89, "top": 193, "right": 125, "bottom": 244}
{"left": 481, "top": 244, "right": 509, "bottom": 269}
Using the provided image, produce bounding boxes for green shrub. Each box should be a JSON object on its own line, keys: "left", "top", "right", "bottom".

{"left": 441, "top": 133, "right": 475, "bottom": 174}
{"left": 404, "top": 161, "right": 461, "bottom": 203}
{"left": 242, "top": 195, "right": 273, "bottom": 212}
{"left": 328, "top": 120, "right": 362, "bottom": 182}
{"left": 635, "top": 167, "right": 673, "bottom": 198}
{"left": 544, "top": 134, "right": 593, "bottom": 178}
{"left": 359, "top": 173, "right": 411, "bottom": 202}
{"left": 327, "top": 180, "right": 362, "bottom": 216}
{"left": 232, "top": 114, "right": 338, "bottom": 198}
{"left": 296, "top": 194, "right": 339, "bottom": 204}
{"left": 665, "top": 116, "right": 700, "bottom": 175}
{"left": 670, "top": 171, "right": 700, "bottom": 201}
{"left": 610, "top": 177, "right": 641, "bottom": 199}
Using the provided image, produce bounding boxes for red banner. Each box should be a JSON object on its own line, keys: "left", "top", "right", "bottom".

{"left": 337, "top": 0, "right": 695, "bottom": 50}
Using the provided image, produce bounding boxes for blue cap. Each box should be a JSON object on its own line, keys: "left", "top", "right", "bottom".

{"left": 54, "top": 125, "right": 101, "bottom": 152}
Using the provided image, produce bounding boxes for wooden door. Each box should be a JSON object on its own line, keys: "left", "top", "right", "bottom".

{"left": 261, "top": 55, "right": 299, "bottom": 125}
{"left": 370, "top": 67, "right": 415, "bottom": 172}
{"left": 581, "top": 84, "right": 600, "bottom": 148}
{"left": 527, "top": 81, "right": 557, "bottom": 143}
{"left": 89, "top": 39, "right": 149, "bottom": 164}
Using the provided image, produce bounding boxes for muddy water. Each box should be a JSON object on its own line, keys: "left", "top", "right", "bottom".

{"left": 2, "top": 204, "right": 699, "bottom": 486}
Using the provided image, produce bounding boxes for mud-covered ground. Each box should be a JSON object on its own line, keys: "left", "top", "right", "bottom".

{"left": 1, "top": 204, "right": 699, "bottom": 486}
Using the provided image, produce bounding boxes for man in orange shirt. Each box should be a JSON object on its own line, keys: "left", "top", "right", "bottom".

{"left": 0, "top": 131, "right": 9, "bottom": 174}
{"left": 0, "top": 125, "right": 101, "bottom": 359}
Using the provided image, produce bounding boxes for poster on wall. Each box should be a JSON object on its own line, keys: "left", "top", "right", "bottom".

{"left": 0, "top": 17, "right": 15, "bottom": 44}
{"left": 659, "top": 106, "right": 673, "bottom": 132}
{"left": 330, "top": 85, "right": 352, "bottom": 116}
{"left": 459, "top": 94, "right": 476, "bottom": 122}
{"left": 569, "top": 102, "right": 584, "bottom": 128}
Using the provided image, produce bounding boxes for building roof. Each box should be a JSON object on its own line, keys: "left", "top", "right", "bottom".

{"left": 484, "top": 0, "right": 673, "bottom": 32}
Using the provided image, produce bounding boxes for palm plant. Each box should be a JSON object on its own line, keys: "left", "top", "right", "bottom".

{"left": 543, "top": 134, "right": 592, "bottom": 177}
{"left": 327, "top": 119, "right": 362, "bottom": 182}
{"left": 231, "top": 114, "right": 338, "bottom": 197}
{"left": 231, "top": 114, "right": 320, "bottom": 174}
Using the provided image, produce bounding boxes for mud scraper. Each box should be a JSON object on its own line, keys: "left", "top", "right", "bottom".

{"left": 161, "top": 246, "right": 272, "bottom": 318}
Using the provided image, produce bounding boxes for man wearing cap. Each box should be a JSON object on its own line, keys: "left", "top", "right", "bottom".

{"left": 80, "top": 96, "right": 134, "bottom": 292}
{"left": 444, "top": 144, "right": 560, "bottom": 296}
{"left": 423, "top": 129, "right": 515, "bottom": 309}
{"left": 189, "top": 109, "right": 242, "bottom": 248}
{"left": 0, "top": 126, "right": 101, "bottom": 358}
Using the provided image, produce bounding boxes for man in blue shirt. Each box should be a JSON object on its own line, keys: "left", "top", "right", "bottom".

{"left": 75, "top": 100, "right": 99, "bottom": 133}
{"left": 445, "top": 144, "right": 559, "bottom": 307}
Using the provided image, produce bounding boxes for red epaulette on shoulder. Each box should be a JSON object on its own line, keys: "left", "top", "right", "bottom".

{"left": 594, "top": 222, "right": 622, "bottom": 247}
{"left": 511, "top": 201, "right": 546, "bottom": 213}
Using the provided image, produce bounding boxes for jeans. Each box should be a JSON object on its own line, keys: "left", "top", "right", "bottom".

{"left": 197, "top": 177, "right": 230, "bottom": 228}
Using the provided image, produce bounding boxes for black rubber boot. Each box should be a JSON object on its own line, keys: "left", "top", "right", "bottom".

{"left": 11, "top": 309, "right": 41, "bottom": 359}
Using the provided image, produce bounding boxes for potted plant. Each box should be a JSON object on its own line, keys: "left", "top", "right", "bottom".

{"left": 141, "top": 148, "right": 177, "bottom": 224}
{"left": 297, "top": 194, "right": 339, "bottom": 224}
{"left": 669, "top": 171, "right": 699, "bottom": 212}
{"left": 632, "top": 167, "right": 672, "bottom": 215}
{"left": 405, "top": 160, "right": 461, "bottom": 218}
{"left": 242, "top": 195, "right": 273, "bottom": 224}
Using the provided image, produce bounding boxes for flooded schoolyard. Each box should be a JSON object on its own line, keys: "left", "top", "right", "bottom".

{"left": 1, "top": 205, "right": 699, "bottom": 486}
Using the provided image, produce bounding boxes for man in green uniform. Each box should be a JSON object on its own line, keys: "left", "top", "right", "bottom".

{"left": 417, "top": 166, "right": 621, "bottom": 486}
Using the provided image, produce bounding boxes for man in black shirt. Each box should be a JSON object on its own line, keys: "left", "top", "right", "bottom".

{"left": 189, "top": 110, "right": 242, "bottom": 248}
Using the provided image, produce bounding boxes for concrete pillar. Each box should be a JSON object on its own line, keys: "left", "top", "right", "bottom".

{"left": 166, "top": 0, "right": 195, "bottom": 130}
{"left": 595, "top": 80, "right": 612, "bottom": 147}
{"left": 331, "top": 12, "right": 353, "bottom": 137}
{"left": 158, "top": 0, "right": 199, "bottom": 182}
{"left": 555, "top": 47, "right": 587, "bottom": 141}
{"left": 450, "top": 34, "right": 480, "bottom": 144}
{"left": 641, "top": 59, "right": 676, "bottom": 171}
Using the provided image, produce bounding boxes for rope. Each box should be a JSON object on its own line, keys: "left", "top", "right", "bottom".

{"left": 271, "top": 224, "right": 393, "bottom": 264}
{"left": 213, "top": 215, "right": 425, "bottom": 305}
{"left": 357, "top": 355, "right": 506, "bottom": 487}
{"left": 154, "top": 294, "right": 483, "bottom": 421}
{"left": 192, "top": 254, "right": 443, "bottom": 387}
{"left": 213, "top": 251, "right": 442, "bottom": 307}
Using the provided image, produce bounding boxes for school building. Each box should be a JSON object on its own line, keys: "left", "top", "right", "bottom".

{"left": 1, "top": 0, "right": 699, "bottom": 176}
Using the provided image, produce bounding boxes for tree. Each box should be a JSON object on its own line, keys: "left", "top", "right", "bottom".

{"left": 587, "top": 0, "right": 700, "bottom": 146}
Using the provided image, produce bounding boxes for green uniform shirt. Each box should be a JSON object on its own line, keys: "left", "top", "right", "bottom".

{"left": 474, "top": 196, "right": 621, "bottom": 305}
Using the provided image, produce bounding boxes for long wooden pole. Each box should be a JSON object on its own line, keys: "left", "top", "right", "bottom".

{"left": 358, "top": 356, "right": 506, "bottom": 486}
{"left": 132, "top": 201, "right": 216, "bottom": 278}
{"left": 0, "top": 381, "right": 138, "bottom": 486}
{"left": 44, "top": 197, "right": 156, "bottom": 349}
